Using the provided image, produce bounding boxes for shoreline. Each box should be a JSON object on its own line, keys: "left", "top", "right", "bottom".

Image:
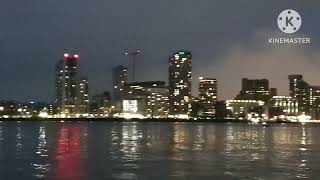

{"left": 0, "top": 118, "right": 316, "bottom": 124}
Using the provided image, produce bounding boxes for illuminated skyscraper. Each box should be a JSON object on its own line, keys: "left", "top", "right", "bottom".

{"left": 55, "top": 53, "right": 88, "bottom": 116}
{"left": 168, "top": 50, "right": 192, "bottom": 117}
{"left": 112, "top": 65, "right": 128, "bottom": 102}
{"left": 79, "top": 77, "right": 89, "bottom": 114}
{"left": 288, "top": 75, "right": 309, "bottom": 114}
{"left": 288, "top": 75, "right": 320, "bottom": 118}
{"left": 198, "top": 77, "right": 217, "bottom": 116}
{"left": 289, "top": 75, "right": 305, "bottom": 98}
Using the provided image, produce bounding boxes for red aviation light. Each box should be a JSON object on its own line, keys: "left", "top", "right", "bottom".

{"left": 64, "top": 53, "right": 80, "bottom": 61}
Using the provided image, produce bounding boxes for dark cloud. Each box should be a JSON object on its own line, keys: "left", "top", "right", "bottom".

{"left": 0, "top": 0, "right": 319, "bottom": 101}
{"left": 199, "top": 30, "right": 320, "bottom": 100}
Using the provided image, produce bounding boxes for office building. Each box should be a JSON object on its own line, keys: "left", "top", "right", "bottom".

{"left": 112, "top": 65, "right": 128, "bottom": 102}
{"left": 226, "top": 100, "right": 265, "bottom": 119}
{"left": 123, "top": 81, "right": 169, "bottom": 118}
{"left": 168, "top": 50, "right": 192, "bottom": 117}
{"left": 268, "top": 96, "right": 299, "bottom": 119}
{"left": 198, "top": 77, "right": 217, "bottom": 116}
{"left": 288, "top": 75, "right": 309, "bottom": 114}
{"left": 79, "top": 77, "right": 89, "bottom": 114}
{"left": 90, "top": 91, "right": 111, "bottom": 116}
{"left": 236, "top": 78, "right": 273, "bottom": 102}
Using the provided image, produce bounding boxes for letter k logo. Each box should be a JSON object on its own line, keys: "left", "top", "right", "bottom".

{"left": 277, "top": 9, "right": 302, "bottom": 34}
{"left": 286, "top": 16, "right": 294, "bottom": 27}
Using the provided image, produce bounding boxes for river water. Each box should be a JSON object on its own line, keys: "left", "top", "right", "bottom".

{"left": 0, "top": 121, "right": 319, "bottom": 179}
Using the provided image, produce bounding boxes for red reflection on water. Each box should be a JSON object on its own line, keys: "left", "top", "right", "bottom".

{"left": 51, "top": 126, "right": 87, "bottom": 180}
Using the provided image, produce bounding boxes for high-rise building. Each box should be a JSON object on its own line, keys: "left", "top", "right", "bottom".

{"left": 288, "top": 75, "right": 320, "bottom": 119}
{"left": 242, "top": 78, "right": 269, "bottom": 91}
{"left": 112, "top": 65, "right": 128, "bottom": 102}
{"left": 79, "top": 77, "right": 89, "bottom": 114}
{"left": 289, "top": 75, "right": 305, "bottom": 98}
{"left": 55, "top": 53, "right": 88, "bottom": 116}
{"left": 309, "top": 86, "right": 320, "bottom": 119}
{"left": 236, "top": 78, "right": 272, "bottom": 102}
{"left": 168, "top": 50, "right": 192, "bottom": 117}
{"left": 288, "top": 75, "right": 309, "bottom": 113}
{"left": 198, "top": 77, "right": 217, "bottom": 116}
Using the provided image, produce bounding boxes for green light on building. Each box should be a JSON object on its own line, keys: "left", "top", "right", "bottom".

{"left": 179, "top": 51, "right": 185, "bottom": 55}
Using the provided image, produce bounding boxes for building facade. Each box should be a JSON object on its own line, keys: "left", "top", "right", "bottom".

{"left": 79, "top": 77, "right": 89, "bottom": 114}
{"left": 198, "top": 77, "right": 217, "bottom": 116}
{"left": 54, "top": 53, "right": 88, "bottom": 116}
{"left": 236, "top": 78, "right": 273, "bottom": 102}
{"left": 90, "top": 91, "right": 111, "bottom": 116}
{"left": 123, "top": 81, "right": 169, "bottom": 118}
{"left": 288, "top": 75, "right": 309, "bottom": 114}
{"left": 112, "top": 65, "right": 128, "bottom": 102}
{"left": 268, "top": 96, "right": 299, "bottom": 118}
{"left": 168, "top": 51, "right": 192, "bottom": 117}
{"left": 226, "top": 100, "right": 265, "bottom": 119}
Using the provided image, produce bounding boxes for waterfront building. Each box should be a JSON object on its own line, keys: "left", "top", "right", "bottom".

{"left": 112, "top": 65, "right": 128, "bottom": 102}
{"left": 235, "top": 78, "right": 273, "bottom": 102}
{"left": 123, "top": 81, "right": 169, "bottom": 118}
{"left": 288, "top": 75, "right": 309, "bottom": 114}
{"left": 268, "top": 96, "right": 299, "bottom": 119}
{"left": 79, "top": 77, "right": 89, "bottom": 114}
{"left": 168, "top": 50, "right": 192, "bottom": 117}
{"left": 288, "top": 75, "right": 320, "bottom": 119}
{"left": 112, "top": 65, "right": 128, "bottom": 113}
{"left": 0, "top": 101, "right": 49, "bottom": 118}
{"left": 226, "top": 100, "right": 265, "bottom": 119}
{"left": 198, "top": 77, "right": 217, "bottom": 117}
{"left": 54, "top": 53, "right": 88, "bottom": 116}
{"left": 90, "top": 91, "right": 111, "bottom": 117}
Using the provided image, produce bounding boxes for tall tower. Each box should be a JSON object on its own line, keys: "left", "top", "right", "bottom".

{"left": 288, "top": 75, "right": 309, "bottom": 114}
{"left": 55, "top": 53, "right": 82, "bottom": 116}
{"left": 198, "top": 77, "right": 217, "bottom": 116}
{"left": 79, "top": 77, "right": 89, "bottom": 114}
{"left": 124, "top": 51, "right": 141, "bottom": 82}
{"left": 112, "top": 65, "right": 128, "bottom": 102}
{"left": 288, "top": 75, "right": 304, "bottom": 98}
{"left": 168, "top": 50, "right": 192, "bottom": 117}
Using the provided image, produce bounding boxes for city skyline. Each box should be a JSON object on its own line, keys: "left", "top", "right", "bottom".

{"left": 0, "top": 1, "right": 320, "bottom": 101}
{"left": 2, "top": 49, "right": 320, "bottom": 103}
{"left": 4, "top": 50, "right": 320, "bottom": 120}
{"left": 2, "top": 2, "right": 320, "bottom": 179}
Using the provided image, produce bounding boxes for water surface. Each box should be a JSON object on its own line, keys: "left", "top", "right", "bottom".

{"left": 0, "top": 121, "right": 319, "bottom": 179}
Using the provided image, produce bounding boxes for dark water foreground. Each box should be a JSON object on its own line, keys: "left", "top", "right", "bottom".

{"left": 0, "top": 121, "right": 319, "bottom": 179}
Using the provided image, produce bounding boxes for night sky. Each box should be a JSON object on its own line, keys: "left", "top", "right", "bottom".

{"left": 0, "top": 0, "right": 319, "bottom": 102}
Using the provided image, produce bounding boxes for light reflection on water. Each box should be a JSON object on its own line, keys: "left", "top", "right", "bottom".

{"left": 0, "top": 122, "right": 320, "bottom": 179}
{"left": 32, "top": 126, "right": 50, "bottom": 179}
